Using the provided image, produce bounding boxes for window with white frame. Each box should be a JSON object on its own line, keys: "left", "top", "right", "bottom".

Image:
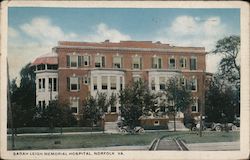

{"left": 159, "top": 77, "right": 166, "bottom": 90}
{"left": 180, "top": 76, "right": 186, "bottom": 88}
{"left": 113, "top": 56, "right": 122, "bottom": 68}
{"left": 154, "top": 120, "right": 160, "bottom": 126}
{"left": 70, "top": 97, "right": 79, "bottom": 114}
{"left": 53, "top": 78, "right": 57, "bottom": 91}
{"left": 190, "top": 57, "right": 197, "bottom": 70}
{"left": 120, "top": 77, "right": 123, "bottom": 91}
{"left": 110, "top": 76, "right": 117, "bottom": 90}
{"left": 190, "top": 77, "right": 197, "bottom": 92}
{"left": 132, "top": 56, "right": 142, "bottom": 69}
{"left": 95, "top": 55, "right": 105, "bottom": 68}
{"left": 38, "top": 78, "right": 45, "bottom": 91}
{"left": 93, "top": 76, "right": 97, "bottom": 90}
{"left": 180, "top": 57, "right": 187, "bottom": 69}
{"left": 101, "top": 76, "right": 108, "bottom": 90}
{"left": 191, "top": 98, "right": 198, "bottom": 112}
{"left": 169, "top": 57, "right": 176, "bottom": 69}
{"left": 69, "top": 55, "right": 78, "bottom": 67}
{"left": 83, "top": 75, "right": 90, "bottom": 85}
{"left": 67, "top": 77, "right": 80, "bottom": 91}
{"left": 151, "top": 78, "right": 156, "bottom": 90}
{"left": 83, "top": 55, "right": 90, "bottom": 66}
{"left": 152, "top": 56, "right": 162, "bottom": 69}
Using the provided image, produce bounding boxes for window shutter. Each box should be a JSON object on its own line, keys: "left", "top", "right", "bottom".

{"left": 66, "top": 55, "right": 70, "bottom": 67}
{"left": 78, "top": 56, "right": 82, "bottom": 67}
{"left": 67, "top": 77, "right": 70, "bottom": 91}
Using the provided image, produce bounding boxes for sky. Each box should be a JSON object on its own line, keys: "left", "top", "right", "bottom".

{"left": 8, "top": 7, "right": 240, "bottom": 81}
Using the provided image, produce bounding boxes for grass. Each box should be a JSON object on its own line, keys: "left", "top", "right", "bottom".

{"left": 7, "top": 131, "right": 240, "bottom": 150}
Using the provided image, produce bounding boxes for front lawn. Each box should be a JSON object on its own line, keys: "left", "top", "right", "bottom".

{"left": 8, "top": 131, "right": 239, "bottom": 150}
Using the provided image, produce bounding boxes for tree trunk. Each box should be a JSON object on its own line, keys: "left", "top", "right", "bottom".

{"left": 174, "top": 111, "right": 176, "bottom": 132}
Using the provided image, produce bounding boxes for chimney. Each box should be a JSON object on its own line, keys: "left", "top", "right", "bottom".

{"left": 104, "top": 39, "right": 110, "bottom": 43}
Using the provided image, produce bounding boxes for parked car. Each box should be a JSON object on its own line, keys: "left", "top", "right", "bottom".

{"left": 119, "top": 126, "right": 145, "bottom": 134}
{"left": 211, "top": 122, "right": 238, "bottom": 131}
{"left": 117, "top": 121, "right": 145, "bottom": 134}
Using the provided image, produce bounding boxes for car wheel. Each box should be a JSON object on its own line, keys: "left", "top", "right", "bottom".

{"left": 191, "top": 127, "right": 197, "bottom": 131}
{"left": 121, "top": 129, "right": 127, "bottom": 134}
{"left": 215, "top": 126, "right": 222, "bottom": 132}
{"left": 231, "top": 125, "right": 237, "bottom": 131}
{"left": 139, "top": 128, "right": 145, "bottom": 133}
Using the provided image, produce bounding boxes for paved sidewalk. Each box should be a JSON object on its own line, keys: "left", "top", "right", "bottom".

{"left": 7, "top": 131, "right": 103, "bottom": 136}
{"left": 187, "top": 141, "right": 240, "bottom": 151}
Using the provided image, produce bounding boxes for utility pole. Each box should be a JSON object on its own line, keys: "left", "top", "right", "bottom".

{"left": 199, "top": 70, "right": 205, "bottom": 137}
{"left": 7, "top": 60, "right": 15, "bottom": 149}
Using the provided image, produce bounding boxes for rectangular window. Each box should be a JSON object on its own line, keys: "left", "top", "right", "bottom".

{"left": 102, "top": 76, "right": 108, "bottom": 90}
{"left": 70, "top": 98, "right": 79, "bottom": 114}
{"left": 132, "top": 57, "right": 142, "bottom": 69}
{"left": 37, "top": 64, "right": 45, "bottom": 70}
{"left": 42, "top": 78, "right": 45, "bottom": 89}
{"left": 110, "top": 76, "right": 117, "bottom": 90}
{"left": 47, "top": 64, "right": 58, "bottom": 70}
{"left": 83, "top": 55, "right": 90, "bottom": 66}
{"left": 191, "top": 78, "right": 197, "bottom": 92}
{"left": 154, "top": 120, "right": 160, "bottom": 126}
{"left": 152, "top": 57, "right": 162, "bottom": 69}
{"left": 111, "top": 106, "right": 116, "bottom": 112}
{"left": 53, "top": 78, "right": 57, "bottom": 91}
{"left": 113, "top": 56, "right": 122, "bottom": 68}
{"left": 159, "top": 77, "right": 166, "bottom": 90}
{"left": 70, "top": 77, "right": 80, "bottom": 91}
{"left": 93, "top": 77, "right": 97, "bottom": 90}
{"left": 95, "top": 55, "right": 105, "bottom": 68}
{"left": 38, "top": 101, "right": 42, "bottom": 110}
{"left": 120, "top": 77, "right": 123, "bottom": 91}
{"left": 151, "top": 78, "right": 155, "bottom": 90}
{"left": 169, "top": 57, "right": 176, "bottom": 69}
{"left": 191, "top": 98, "right": 198, "bottom": 112}
{"left": 190, "top": 57, "right": 197, "bottom": 70}
{"left": 180, "top": 77, "right": 186, "bottom": 87}
{"left": 83, "top": 76, "right": 89, "bottom": 85}
{"left": 38, "top": 79, "right": 42, "bottom": 89}
{"left": 70, "top": 55, "right": 78, "bottom": 67}
{"left": 49, "top": 78, "right": 52, "bottom": 91}
{"left": 42, "top": 100, "right": 46, "bottom": 110}
{"left": 180, "top": 57, "right": 187, "bottom": 69}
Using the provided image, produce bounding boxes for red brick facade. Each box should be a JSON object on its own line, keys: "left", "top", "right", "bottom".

{"left": 54, "top": 40, "right": 206, "bottom": 120}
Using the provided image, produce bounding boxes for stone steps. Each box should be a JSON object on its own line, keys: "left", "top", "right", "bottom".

{"left": 104, "top": 122, "right": 120, "bottom": 133}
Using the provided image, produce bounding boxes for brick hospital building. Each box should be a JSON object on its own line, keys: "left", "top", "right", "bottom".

{"left": 32, "top": 40, "right": 207, "bottom": 130}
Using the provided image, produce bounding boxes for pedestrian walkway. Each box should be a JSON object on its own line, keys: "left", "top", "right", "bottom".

{"left": 187, "top": 141, "right": 240, "bottom": 151}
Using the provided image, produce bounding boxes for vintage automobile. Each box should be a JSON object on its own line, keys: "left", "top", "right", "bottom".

{"left": 210, "top": 122, "right": 238, "bottom": 131}
{"left": 117, "top": 121, "right": 145, "bottom": 134}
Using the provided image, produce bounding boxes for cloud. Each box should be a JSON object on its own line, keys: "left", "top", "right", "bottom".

{"left": 86, "top": 23, "right": 131, "bottom": 42}
{"left": 8, "top": 17, "right": 131, "bottom": 82}
{"left": 155, "top": 15, "right": 229, "bottom": 73}
{"left": 20, "top": 17, "right": 77, "bottom": 46}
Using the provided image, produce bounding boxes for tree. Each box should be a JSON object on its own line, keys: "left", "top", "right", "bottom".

{"left": 164, "top": 78, "right": 192, "bottom": 131}
{"left": 119, "top": 80, "right": 157, "bottom": 129}
{"left": 83, "top": 92, "right": 115, "bottom": 131}
{"left": 34, "top": 100, "right": 77, "bottom": 130}
{"left": 212, "top": 35, "right": 240, "bottom": 88}
{"left": 205, "top": 75, "right": 239, "bottom": 123}
{"left": 9, "top": 63, "right": 36, "bottom": 128}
